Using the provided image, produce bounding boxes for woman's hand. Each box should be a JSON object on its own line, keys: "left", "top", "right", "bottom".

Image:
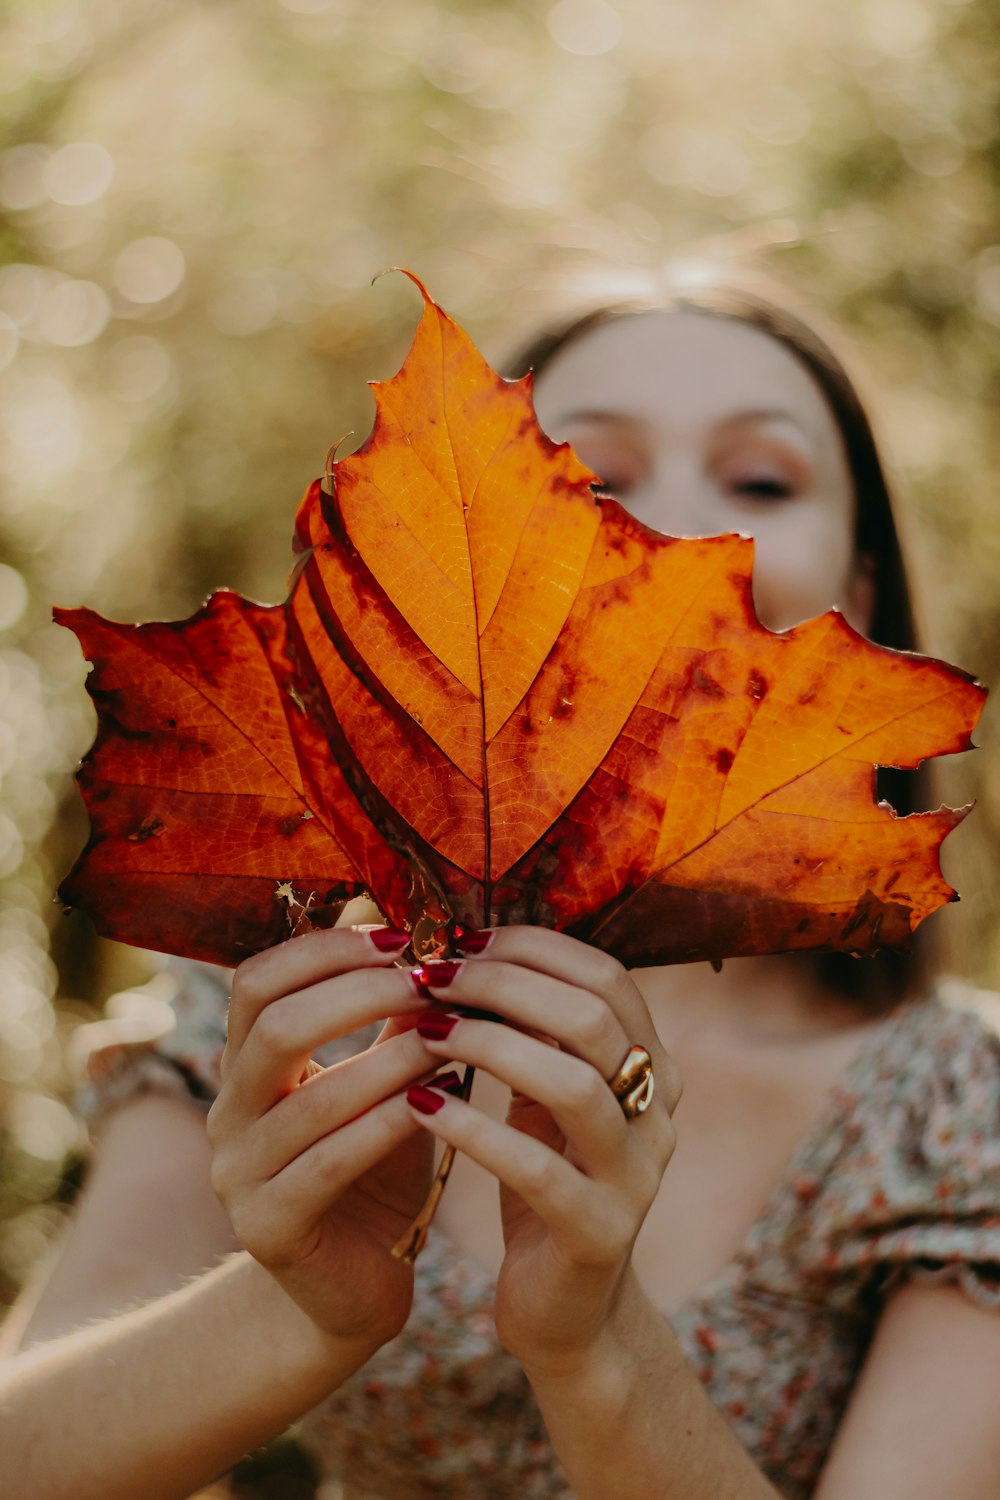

{"left": 404, "top": 928, "right": 682, "bottom": 1376}
{"left": 206, "top": 926, "right": 446, "bottom": 1352}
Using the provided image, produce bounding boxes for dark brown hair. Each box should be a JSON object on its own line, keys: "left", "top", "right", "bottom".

{"left": 507, "top": 286, "right": 932, "bottom": 1006}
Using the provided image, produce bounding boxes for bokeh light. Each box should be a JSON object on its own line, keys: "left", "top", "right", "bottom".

{"left": 113, "top": 238, "right": 186, "bottom": 306}
{"left": 43, "top": 142, "right": 114, "bottom": 206}
{"left": 547, "top": 0, "right": 624, "bottom": 56}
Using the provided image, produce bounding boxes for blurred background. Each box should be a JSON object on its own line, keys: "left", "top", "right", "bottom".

{"left": 0, "top": 0, "right": 998, "bottom": 1427}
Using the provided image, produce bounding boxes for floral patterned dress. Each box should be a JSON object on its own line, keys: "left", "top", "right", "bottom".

{"left": 76, "top": 965, "right": 1000, "bottom": 1499}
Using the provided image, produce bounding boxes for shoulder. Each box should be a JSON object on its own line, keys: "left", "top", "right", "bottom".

{"left": 842, "top": 979, "right": 1000, "bottom": 1190}
{"left": 794, "top": 981, "right": 1000, "bottom": 1309}
{"left": 855, "top": 981, "right": 1000, "bottom": 1123}
{"left": 925, "top": 976, "right": 1000, "bottom": 1050}
{"left": 74, "top": 957, "right": 232, "bottom": 1124}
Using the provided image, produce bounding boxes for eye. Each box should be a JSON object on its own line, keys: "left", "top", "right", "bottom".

{"left": 729, "top": 475, "right": 794, "bottom": 501}
{"left": 562, "top": 425, "right": 644, "bottom": 500}
{"left": 713, "top": 433, "right": 812, "bottom": 504}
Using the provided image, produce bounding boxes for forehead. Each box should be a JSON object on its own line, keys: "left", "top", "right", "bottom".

{"left": 532, "top": 308, "right": 842, "bottom": 444}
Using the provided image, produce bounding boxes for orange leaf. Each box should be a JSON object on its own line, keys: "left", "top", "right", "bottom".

{"left": 55, "top": 593, "right": 405, "bottom": 964}
{"left": 503, "top": 589, "right": 978, "bottom": 964}
{"left": 58, "top": 274, "right": 986, "bottom": 967}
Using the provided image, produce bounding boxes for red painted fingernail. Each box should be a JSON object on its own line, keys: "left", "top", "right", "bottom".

{"left": 433, "top": 1069, "right": 464, "bottom": 1095}
{"left": 413, "top": 959, "right": 462, "bottom": 990}
{"left": 453, "top": 926, "right": 493, "bottom": 954}
{"left": 416, "top": 1009, "right": 460, "bottom": 1042}
{"left": 407, "top": 1083, "right": 448, "bottom": 1115}
{"left": 409, "top": 969, "right": 433, "bottom": 1000}
{"left": 365, "top": 927, "right": 410, "bottom": 953}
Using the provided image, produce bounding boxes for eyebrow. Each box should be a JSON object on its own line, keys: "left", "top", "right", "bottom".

{"left": 552, "top": 406, "right": 809, "bottom": 433}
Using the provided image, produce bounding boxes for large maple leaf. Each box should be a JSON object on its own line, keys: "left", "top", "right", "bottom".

{"left": 57, "top": 273, "right": 985, "bottom": 971}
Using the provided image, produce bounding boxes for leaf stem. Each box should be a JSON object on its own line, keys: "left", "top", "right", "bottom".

{"left": 391, "top": 1061, "right": 476, "bottom": 1264}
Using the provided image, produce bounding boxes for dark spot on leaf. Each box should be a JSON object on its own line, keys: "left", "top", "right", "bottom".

{"left": 797, "top": 690, "right": 815, "bottom": 707}
{"left": 795, "top": 917, "right": 811, "bottom": 933}
{"left": 715, "top": 748, "right": 734, "bottom": 773}
{"left": 128, "top": 816, "right": 165, "bottom": 842}
{"left": 840, "top": 901, "right": 872, "bottom": 941}
{"left": 278, "top": 814, "right": 302, "bottom": 836}
{"left": 167, "top": 718, "right": 177, "bottom": 728}
{"left": 693, "top": 667, "right": 725, "bottom": 697}
{"left": 746, "top": 670, "right": 768, "bottom": 701}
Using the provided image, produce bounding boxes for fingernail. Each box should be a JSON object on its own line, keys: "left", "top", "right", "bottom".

{"left": 409, "top": 969, "right": 434, "bottom": 1000}
{"left": 407, "top": 1083, "right": 448, "bottom": 1116}
{"left": 412, "top": 959, "right": 462, "bottom": 991}
{"left": 364, "top": 927, "right": 410, "bottom": 953}
{"left": 433, "top": 1069, "right": 464, "bottom": 1096}
{"left": 416, "top": 1009, "right": 460, "bottom": 1042}
{"left": 453, "top": 927, "right": 493, "bottom": 955}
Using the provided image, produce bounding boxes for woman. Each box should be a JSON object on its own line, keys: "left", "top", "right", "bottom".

{"left": 2, "top": 287, "right": 998, "bottom": 1500}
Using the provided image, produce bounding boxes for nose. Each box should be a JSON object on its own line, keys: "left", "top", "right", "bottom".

{"left": 632, "top": 454, "right": 719, "bottom": 540}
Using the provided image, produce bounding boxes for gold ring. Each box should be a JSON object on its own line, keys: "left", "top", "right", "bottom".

{"left": 607, "top": 1045, "right": 655, "bottom": 1120}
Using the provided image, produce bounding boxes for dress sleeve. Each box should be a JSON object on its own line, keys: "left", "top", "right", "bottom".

{"left": 74, "top": 958, "right": 231, "bottom": 1129}
{"left": 73, "top": 953, "right": 382, "bottom": 1134}
{"left": 812, "top": 987, "right": 1000, "bottom": 1313}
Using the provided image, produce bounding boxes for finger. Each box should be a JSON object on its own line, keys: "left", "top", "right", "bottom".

{"left": 234, "top": 1091, "right": 430, "bottom": 1256}
{"left": 415, "top": 1014, "right": 674, "bottom": 1180}
{"left": 245, "top": 1027, "right": 444, "bottom": 1179}
{"left": 228, "top": 963, "right": 429, "bottom": 1109}
{"left": 411, "top": 958, "right": 637, "bottom": 1082}
{"left": 454, "top": 927, "right": 649, "bottom": 1036}
{"left": 418, "top": 937, "right": 683, "bottom": 1115}
{"left": 226, "top": 925, "right": 410, "bottom": 1055}
{"left": 404, "top": 1086, "right": 616, "bottom": 1254}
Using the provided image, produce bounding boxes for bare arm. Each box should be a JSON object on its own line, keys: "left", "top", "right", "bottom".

{"left": 1, "top": 1091, "right": 238, "bottom": 1354}
{"left": 522, "top": 1280, "right": 1000, "bottom": 1500}
{"left": 522, "top": 1272, "right": 781, "bottom": 1500}
{"left": 0, "top": 926, "right": 446, "bottom": 1500}
{"left": 1, "top": 1249, "right": 376, "bottom": 1500}
{"left": 0, "top": 1094, "right": 378, "bottom": 1500}
{"left": 814, "top": 1282, "right": 1000, "bottom": 1498}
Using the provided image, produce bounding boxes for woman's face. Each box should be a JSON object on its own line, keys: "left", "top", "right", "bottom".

{"left": 530, "top": 309, "right": 874, "bottom": 635}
